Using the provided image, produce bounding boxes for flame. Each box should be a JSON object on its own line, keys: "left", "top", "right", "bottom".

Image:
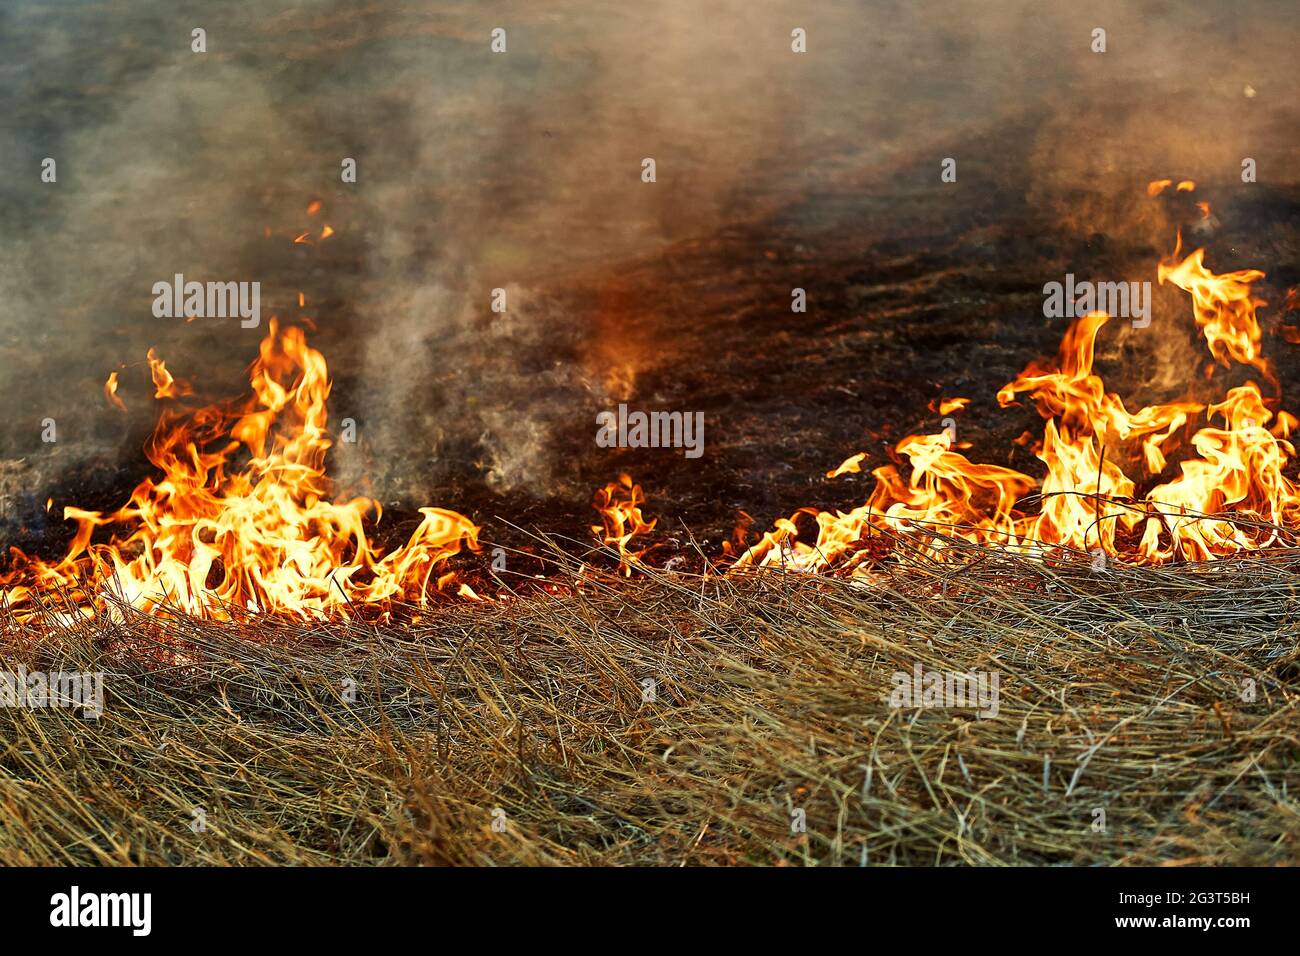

{"left": 146, "top": 347, "right": 192, "bottom": 400}
{"left": 4, "top": 320, "right": 478, "bottom": 621}
{"left": 737, "top": 186, "right": 1299, "bottom": 573}
{"left": 1159, "top": 238, "right": 1268, "bottom": 373}
{"left": 591, "top": 474, "right": 655, "bottom": 575}
{"left": 8, "top": 180, "right": 1298, "bottom": 615}
{"left": 934, "top": 397, "right": 970, "bottom": 415}
{"left": 104, "top": 372, "right": 126, "bottom": 411}
{"left": 1139, "top": 385, "right": 1300, "bottom": 560}
{"left": 827, "top": 452, "right": 867, "bottom": 478}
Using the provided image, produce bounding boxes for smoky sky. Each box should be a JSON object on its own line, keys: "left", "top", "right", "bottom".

{"left": 1, "top": 0, "right": 1297, "bottom": 519}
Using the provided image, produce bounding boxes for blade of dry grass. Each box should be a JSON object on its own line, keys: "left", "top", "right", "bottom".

{"left": 0, "top": 541, "right": 1297, "bottom": 865}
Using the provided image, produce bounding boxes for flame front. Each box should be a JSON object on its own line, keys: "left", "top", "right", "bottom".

{"left": 7, "top": 182, "right": 1298, "bottom": 614}
{"left": 738, "top": 192, "right": 1300, "bottom": 575}
{"left": 3, "top": 320, "right": 477, "bottom": 620}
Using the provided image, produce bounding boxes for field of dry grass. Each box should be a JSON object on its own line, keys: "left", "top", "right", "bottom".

{"left": 2, "top": 539, "right": 1297, "bottom": 867}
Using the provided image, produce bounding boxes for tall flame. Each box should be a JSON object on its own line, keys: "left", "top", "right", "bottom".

{"left": 1159, "top": 239, "right": 1269, "bottom": 374}
{"left": 3, "top": 320, "right": 477, "bottom": 620}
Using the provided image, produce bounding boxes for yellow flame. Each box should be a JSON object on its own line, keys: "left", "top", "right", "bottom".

{"left": 738, "top": 191, "right": 1296, "bottom": 573}
{"left": 5, "top": 321, "right": 477, "bottom": 620}
{"left": 592, "top": 474, "right": 655, "bottom": 575}
{"left": 104, "top": 372, "right": 126, "bottom": 412}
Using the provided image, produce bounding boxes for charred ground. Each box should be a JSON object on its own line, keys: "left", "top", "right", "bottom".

{"left": 9, "top": 117, "right": 1300, "bottom": 581}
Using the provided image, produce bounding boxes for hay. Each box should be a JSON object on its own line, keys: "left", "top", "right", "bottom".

{"left": 1, "top": 540, "right": 1297, "bottom": 865}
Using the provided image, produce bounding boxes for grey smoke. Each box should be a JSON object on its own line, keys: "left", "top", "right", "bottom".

{"left": 1, "top": 0, "right": 1296, "bottom": 521}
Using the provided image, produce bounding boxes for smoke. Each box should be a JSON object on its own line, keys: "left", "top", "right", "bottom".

{"left": 1, "top": 0, "right": 1296, "bottom": 521}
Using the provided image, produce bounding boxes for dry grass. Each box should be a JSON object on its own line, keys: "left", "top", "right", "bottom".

{"left": 1, "top": 540, "right": 1298, "bottom": 866}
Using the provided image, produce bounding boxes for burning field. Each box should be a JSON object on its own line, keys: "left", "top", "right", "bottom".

{"left": 1, "top": 0, "right": 1300, "bottom": 871}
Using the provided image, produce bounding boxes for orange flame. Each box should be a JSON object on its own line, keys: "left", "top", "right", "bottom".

{"left": 737, "top": 187, "right": 1297, "bottom": 573}
{"left": 103, "top": 372, "right": 126, "bottom": 412}
{"left": 827, "top": 452, "right": 867, "bottom": 478}
{"left": 146, "top": 348, "right": 192, "bottom": 400}
{"left": 1159, "top": 238, "right": 1268, "bottom": 373}
{"left": 591, "top": 474, "right": 655, "bottom": 575}
{"left": 935, "top": 397, "right": 970, "bottom": 415}
{"left": 4, "top": 321, "right": 477, "bottom": 620}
